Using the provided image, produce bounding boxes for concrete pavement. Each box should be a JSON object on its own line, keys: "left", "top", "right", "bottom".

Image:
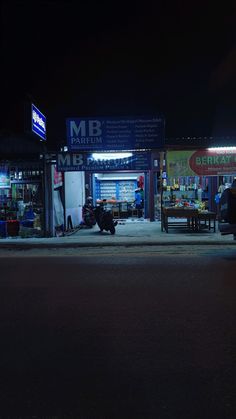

{"left": 0, "top": 218, "right": 236, "bottom": 248}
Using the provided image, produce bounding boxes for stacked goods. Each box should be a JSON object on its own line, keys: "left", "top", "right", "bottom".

{"left": 0, "top": 221, "right": 7, "bottom": 238}
{"left": 19, "top": 226, "right": 43, "bottom": 238}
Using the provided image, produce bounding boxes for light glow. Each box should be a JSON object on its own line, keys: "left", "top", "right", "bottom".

{"left": 92, "top": 152, "right": 133, "bottom": 160}
{"left": 207, "top": 147, "right": 236, "bottom": 151}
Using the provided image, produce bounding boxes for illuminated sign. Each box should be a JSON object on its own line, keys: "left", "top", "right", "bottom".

{"left": 66, "top": 116, "right": 164, "bottom": 151}
{"left": 57, "top": 152, "right": 151, "bottom": 172}
{"left": 167, "top": 149, "right": 236, "bottom": 177}
{"left": 0, "top": 165, "right": 10, "bottom": 188}
{"left": 32, "top": 104, "right": 46, "bottom": 141}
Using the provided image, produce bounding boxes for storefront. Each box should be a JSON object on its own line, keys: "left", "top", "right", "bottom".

{"left": 163, "top": 147, "right": 236, "bottom": 218}
{"left": 92, "top": 171, "right": 145, "bottom": 218}
{"left": 0, "top": 134, "right": 45, "bottom": 238}
{"left": 51, "top": 116, "right": 165, "bottom": 234}
{"left": 56, "top": 149, "right": 162, "bottom": 226}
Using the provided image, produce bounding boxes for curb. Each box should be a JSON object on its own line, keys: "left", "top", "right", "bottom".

{"left": 0, "top": 240, "right": 236, "bottom": 250}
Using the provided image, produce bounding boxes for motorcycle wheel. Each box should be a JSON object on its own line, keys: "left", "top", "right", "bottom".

{"left": 110, "top": 226, "right": 115, "bottom": 235}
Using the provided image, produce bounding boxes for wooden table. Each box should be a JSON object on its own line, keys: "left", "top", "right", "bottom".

{"left": 162, "top": 207, "right": 199, "bottom": 233}
{"left": 198, "top": 211, "right": 216, "bottom": 232}
{"left": 162, "top": 207, "right": 217, "bottom": 233}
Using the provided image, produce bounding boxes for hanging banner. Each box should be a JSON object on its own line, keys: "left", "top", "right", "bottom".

{"left": 0, "top": 165, "right": 10, "bottom": 188}
{"left": 57, "top": 152, "right": 151, "bottom": 172}
{"left": 54, "top": 166, "right": 63, "bottom": 189}
{"left": 167, "top": 149, "right": 236, "bottom": 177}
{"left": 66, "top": 116, "right": 164, "bottom": 151}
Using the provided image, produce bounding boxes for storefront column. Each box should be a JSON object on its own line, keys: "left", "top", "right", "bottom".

{"left": 149, "top": 169, "right": 155, "bottom": 222}
{"left": 43, "top": 159, "right": 54, "bottom": 237}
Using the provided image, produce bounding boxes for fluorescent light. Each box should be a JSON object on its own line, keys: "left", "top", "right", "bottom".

{"left": 207, "top": 147, "right": 236, "bottom": 151}
{"left": 92, "top": 152, "right": 133, "bottom": 160}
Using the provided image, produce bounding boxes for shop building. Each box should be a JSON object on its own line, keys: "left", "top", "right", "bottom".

{"left": 54, "top": 149, "right": 163, "bottom": 232}
{"left": 47, "top": 135, "right": 236, "bottom": 237}
{"left": 162, "top": 136, "right": 236, "bottom": 217}
{"left": 45, "top": 116, "right": 165, "bottom": 236}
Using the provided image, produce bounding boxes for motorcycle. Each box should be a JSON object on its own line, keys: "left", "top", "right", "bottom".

{"left": 218, "top": 185, "right": 236, "bottom": 240}
{"left": 94, "top": 204, "right": 117, "bottom": 235}
{"left": 82, "top": 205, "right": 96, "bottom": 228}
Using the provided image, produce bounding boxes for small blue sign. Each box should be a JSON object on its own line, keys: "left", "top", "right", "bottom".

{"left": 32, "top": 104, "right": 46, "bottom": 141}
{"left": 57, "top": 152, "right": 151, "bottom": 172}
{"left": 66, "top": 116, "right": 164, "bottom": 151}
{"left": 0, "top": 164, "right": 10, "bottom": 189}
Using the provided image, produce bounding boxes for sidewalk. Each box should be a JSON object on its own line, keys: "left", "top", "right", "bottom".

{"left": 0, "top": 219, "right": 236, "bottom": 249}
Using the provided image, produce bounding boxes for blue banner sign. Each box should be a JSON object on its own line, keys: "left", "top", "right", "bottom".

{"left": 32, "top": 104, "right": 46, "bottom": 141}
{"left": 57, "top": 152, "right": 151, "bottom": 172}
{"left": 66, "top": 116, "right": 164, "bottom": 151}
{"left": 0, "top": 164, "right": 10, "bottom": 189}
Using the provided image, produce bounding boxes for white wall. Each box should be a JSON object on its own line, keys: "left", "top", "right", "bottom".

{"left": 64, "top": 171, "right": 85, "bottom": 228}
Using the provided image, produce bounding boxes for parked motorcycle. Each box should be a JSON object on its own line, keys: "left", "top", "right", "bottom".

{"left": 82, "top": 206, "right": 96, "bottom": 228}
{"left": 94, "top": 204, "right": 117, "bottom": 235}
{"left": 82, "top": 197, "right": 96, "bottom": 228}
{"left": 218, "top": 183, "right": 236, "bottom": 240}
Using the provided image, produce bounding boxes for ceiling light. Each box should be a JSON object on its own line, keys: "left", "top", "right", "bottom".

{"left": 92, "top": 152, "right": 133, "bottom": 160}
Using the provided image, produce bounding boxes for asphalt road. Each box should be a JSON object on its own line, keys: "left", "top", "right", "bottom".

{"left": 0, "top": 246, "right": 236, "bottom": 418}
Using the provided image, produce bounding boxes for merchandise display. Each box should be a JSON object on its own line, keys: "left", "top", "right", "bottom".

{"left": 0, "top": 167, "right": 44, "bottom": 238}
{"left": 96, "top": 180, "right": 136, "bottom": 202}
{"left": 94, "top": 175, "right": 145, "bottom": 219}
{"left": 162, "top": 175, "right": 209, "bottom": 211}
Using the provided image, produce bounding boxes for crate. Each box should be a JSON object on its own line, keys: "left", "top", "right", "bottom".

{"left": 7, "top": 220, "right": 20, "bottom": 236}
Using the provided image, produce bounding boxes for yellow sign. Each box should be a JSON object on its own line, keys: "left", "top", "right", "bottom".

{"left": 167, "top": 149, "right": 236, "bottom": 177}
{"left": 166, "top": 151, "right": 195, "bottom": 177}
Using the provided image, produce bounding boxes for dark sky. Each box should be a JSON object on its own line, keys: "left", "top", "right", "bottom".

{"left": 1, "top": 0, "right": 236, "bottom": 149}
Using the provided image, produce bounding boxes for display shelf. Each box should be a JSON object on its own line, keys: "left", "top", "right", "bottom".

{"left": 162, "top": 190, "right": 195, "bottom": 210}
{"left": 161, "top": 188, "right": 208, "bottom": 214}
{"left": 95, "top": 179, "right": 136, "bottom": 202}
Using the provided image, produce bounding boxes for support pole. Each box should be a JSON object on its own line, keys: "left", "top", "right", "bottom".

{"left": 149, "top": 169, "right": 155, "bottom": 222}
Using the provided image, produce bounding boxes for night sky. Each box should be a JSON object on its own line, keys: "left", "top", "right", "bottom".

{"left": 1, "top": 1, "right": 236, "bottom": 149}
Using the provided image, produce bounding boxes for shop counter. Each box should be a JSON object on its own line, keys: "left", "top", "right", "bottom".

{"left": 96, "top": 200, "right": 132, "bottom": 218}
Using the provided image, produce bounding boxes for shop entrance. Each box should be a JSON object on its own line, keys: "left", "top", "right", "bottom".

{"left": 91, "top": 172, "right": 146, "bottom": 220}
{"left": 56, "top": 149, "right": 162, "bottom": 235}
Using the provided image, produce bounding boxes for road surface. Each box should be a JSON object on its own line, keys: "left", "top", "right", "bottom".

{"left": 0, "top": 245, "right": 236, "bottom": 418}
